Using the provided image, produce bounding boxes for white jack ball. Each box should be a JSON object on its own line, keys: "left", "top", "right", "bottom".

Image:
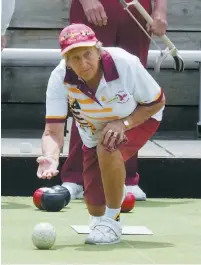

{"left": 32, "top": 223, "right": 56, "bottom": 250}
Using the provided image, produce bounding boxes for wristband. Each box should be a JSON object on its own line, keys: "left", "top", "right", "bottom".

{"left": 122, "top": 119, "right": 130, "bottom": 129}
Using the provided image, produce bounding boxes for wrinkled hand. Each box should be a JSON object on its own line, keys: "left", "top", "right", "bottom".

{"left": 36, "top": 156, "right": 59, "bottom": 179}
{"left": 100, "top": 120, "right": 128, "bottom": 152}
{"left": 80, "top": 0, "right": 107, "bottom": 26}
{"left": 146, "top": 12, "right": 168, "bottom": 36}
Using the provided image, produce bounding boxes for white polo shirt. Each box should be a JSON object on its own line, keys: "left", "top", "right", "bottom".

{"left": 46, "top": 47, "right": 164, "bottom": 148}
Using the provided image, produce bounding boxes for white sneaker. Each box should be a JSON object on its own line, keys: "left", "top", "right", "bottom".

{"left": 89, "top": 216, "right": 103, "bottom": 230}
{"left": 62, "top": 182, "right": 84, "bottom": 200}
{"left": 85, "top": 216, "right": 122, "bottom": 245}
{"left": 126, "top": 185, "right": 146, "bottom": 201}
{"left": 88, "top": 184, "right": 126, "bottom": 230}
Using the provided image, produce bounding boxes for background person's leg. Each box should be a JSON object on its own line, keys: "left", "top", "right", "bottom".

{"left": 61, "top": 120, "right": 84, "bottom": 199}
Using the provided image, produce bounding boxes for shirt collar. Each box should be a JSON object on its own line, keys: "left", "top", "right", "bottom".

{"left": 101, "top": 50, "right": 119, "bottom": 82}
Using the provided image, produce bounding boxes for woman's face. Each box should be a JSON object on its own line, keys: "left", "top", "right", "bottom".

{"left": 66, "top": 46, "right": 101, "bottom": 82}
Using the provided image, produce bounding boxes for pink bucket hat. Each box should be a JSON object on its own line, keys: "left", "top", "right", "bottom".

{"left": 59, "top": 23, "right": 98, "bottom": 55}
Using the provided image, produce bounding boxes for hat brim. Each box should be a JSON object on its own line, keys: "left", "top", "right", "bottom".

{"left": 61, "top": 41, "right": 97, "bottom": 55}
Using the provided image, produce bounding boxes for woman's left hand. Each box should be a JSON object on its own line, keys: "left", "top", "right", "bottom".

{"left": 100, "top": 120, "right": 127, "bottom": 151}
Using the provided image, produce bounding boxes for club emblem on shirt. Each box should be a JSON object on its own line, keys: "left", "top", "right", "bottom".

{"left": 107, "top": 91, "right": 129, "bottom": 104}
{"left": 118, "top": 93, "right": 128, "bottom": 102}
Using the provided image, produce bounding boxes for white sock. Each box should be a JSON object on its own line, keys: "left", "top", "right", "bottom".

{"left": 105, "top": 207, "right": 121, "bottom": 221}
{"left": 90, "top": 215, "right": 103, "bottom": 220}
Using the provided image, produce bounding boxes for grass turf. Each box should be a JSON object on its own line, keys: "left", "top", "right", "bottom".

{"left": 2, "top": 197, "right": 201, "bottom": 264}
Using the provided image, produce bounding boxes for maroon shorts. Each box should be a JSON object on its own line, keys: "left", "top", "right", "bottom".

{"left": 83, "top": 118, "right": 160, "bottom": 205}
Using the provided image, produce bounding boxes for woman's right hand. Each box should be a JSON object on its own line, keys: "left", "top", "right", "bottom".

{"left": 79, "top": 0, "right": 108, "bottom": 26}
{"left": 36, "top": 156, "right": 59, "bottom": 180}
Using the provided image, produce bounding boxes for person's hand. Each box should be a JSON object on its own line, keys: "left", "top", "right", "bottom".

{"left": 36, "top": 156, "right": 59, "bottom": 179}
{"left": 79, "top": 0, "right": 107, "bottom": 26}
{"left": 100, "top": 120, "right": 128, "bottom": 152}
{"left": 1, "top": 35, "right": 6, "bottom": 51}
{"left": 146, "top": 12, "right": 168, "bottom": 36}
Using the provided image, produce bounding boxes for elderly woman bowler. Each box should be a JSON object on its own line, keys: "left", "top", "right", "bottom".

{"left": 37, "top": 23, "right": 165, "bottom": 245}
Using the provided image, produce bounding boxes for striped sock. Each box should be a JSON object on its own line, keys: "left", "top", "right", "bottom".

{"left": 105, "top": 207, "right": 121, "bottom": 222}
